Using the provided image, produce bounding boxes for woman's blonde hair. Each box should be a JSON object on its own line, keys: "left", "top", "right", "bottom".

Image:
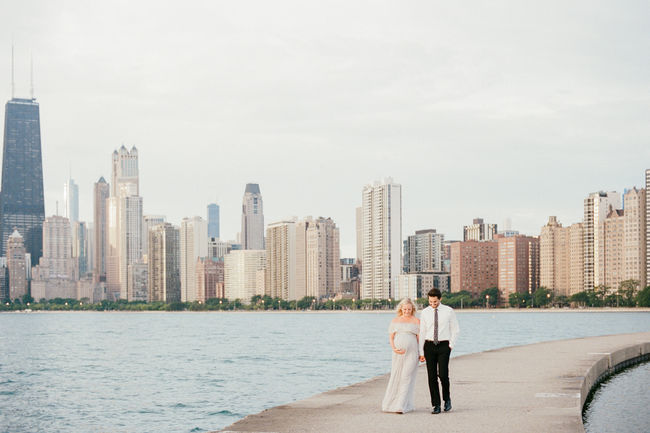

{"left": 396, "top": 297, "right": 416, "bottom": 317}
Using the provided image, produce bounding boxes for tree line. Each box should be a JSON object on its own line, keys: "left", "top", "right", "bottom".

{"left": 2, "top": 282, "right": 649, "bottom": 312}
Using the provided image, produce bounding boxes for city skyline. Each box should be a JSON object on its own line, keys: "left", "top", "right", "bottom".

{"left": 1, "top": 1, "right": 649, "bottom": 257}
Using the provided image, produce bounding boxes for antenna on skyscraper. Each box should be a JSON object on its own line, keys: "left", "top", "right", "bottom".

{"left": 11, "top": 42, "right": 15, "bottom": 99}
{"left": 30, "top": 52, "right": 34, "bottom": 99}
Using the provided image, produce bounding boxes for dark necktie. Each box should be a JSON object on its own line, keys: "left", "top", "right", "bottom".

{"left": 433, "top": 308, "right": 439, "bottom": 344}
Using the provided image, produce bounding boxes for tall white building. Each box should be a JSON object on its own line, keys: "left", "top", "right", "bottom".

{"left": 241, "top": 183, "right": 265, "bottom": 250}
{"left": 361, "top": 178, "right": 402, "bottom": 300}
{"left": 64, "top": 177, "right": 79, "bottom": 223}
{"left": 224, "top": 250, "right": 266, "bottom": 303}
{"left": 106, "top": 146, "right": 144, "bottom": 300}
{"left": 180, "top": 216, "right": 208, "bottom": 302}
{"left": 266, "top": 220, "right": 297, "bottom": 300}
{"left": 583, "top": 191, "right": 621, "bottom": 290}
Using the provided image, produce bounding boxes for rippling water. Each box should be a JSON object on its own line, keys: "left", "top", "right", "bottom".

{"left": 583, "top": 361, "right": 650, "bottom": 433}
{"left": 0, "top": 310, "right": 648, "bottom": 432}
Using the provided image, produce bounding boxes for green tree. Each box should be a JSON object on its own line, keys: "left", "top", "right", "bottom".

{"left": 636, "top": 286, "right": 650, "bottom": 307}
{"left": 533, "top": 287, "right": 553, "bottom": 308}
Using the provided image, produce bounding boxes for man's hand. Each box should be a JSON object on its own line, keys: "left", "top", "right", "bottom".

{"left": 419, "top": 355, "right": 426, "bottom": 362}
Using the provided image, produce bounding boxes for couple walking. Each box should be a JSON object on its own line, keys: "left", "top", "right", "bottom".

{"left": 381, "top": 288, "right": 460, "bottom": 414}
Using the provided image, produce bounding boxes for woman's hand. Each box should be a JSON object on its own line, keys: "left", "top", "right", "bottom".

{"left": 393, "top": 348, "right": 406, "bottom": 355}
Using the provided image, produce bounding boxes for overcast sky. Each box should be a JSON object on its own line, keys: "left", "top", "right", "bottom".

{"left": 1, "top": 0, "right": 649, "bottom": 256}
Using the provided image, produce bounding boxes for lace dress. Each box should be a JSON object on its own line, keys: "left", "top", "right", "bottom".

{"left": 381, "top": 321, "right": 419, "bottom": 413}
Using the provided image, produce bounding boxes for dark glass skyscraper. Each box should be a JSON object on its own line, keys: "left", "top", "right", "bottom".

{"left": 0, "top": 98, "right": 45, "bottom": 263}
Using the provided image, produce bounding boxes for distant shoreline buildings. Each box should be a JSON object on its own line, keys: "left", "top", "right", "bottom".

{"left": 0, "top": 94, "right": 648, "bottom": 305}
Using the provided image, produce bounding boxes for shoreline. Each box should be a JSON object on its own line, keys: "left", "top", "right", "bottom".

{"left": 2, "top": 307, "right": 649, "bottom": 314}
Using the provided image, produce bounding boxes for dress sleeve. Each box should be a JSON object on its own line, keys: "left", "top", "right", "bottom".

{"left": 388, "top": 321, "right": 396, "bottom": 334}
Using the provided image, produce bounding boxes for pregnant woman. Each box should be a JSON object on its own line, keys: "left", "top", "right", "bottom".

{"left": 381, "top": 298, "right": 420, "bottom": 414}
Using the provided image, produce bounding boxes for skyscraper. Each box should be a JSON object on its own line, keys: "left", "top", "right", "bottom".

{"left": 406, "top": 229, "right": 445, "bottom": 273}
{"left": 64, "top": 177, "right": 79, "bottom": 223}
{"left": 180, "top": 216, "right": 208, "bottom": 302}
{"left": 497, "top": 235, "right": 540, "bottom": 302}
{"left": 646, "top": 169, "right": 650, "bottom": 286}
{"left": 241, "top": 184, "right": 265, "bottom": 250}
{"left": 207, "top": 203, "right": 220, "bottom": 239}
{"left": 583, "top": 191, "right": 621, "bottom": 290}
{"left": 148, "top": 223, "right": 180, "bottom": 302}
{"left": 106, "top": 146, "right": 143, "bottom": 300}
{"left": 31, "top": 216, "right": 79, "bottom": 300}
{"left": 0, "top": 97, "right": 45, "bottom": 263}
{"left": 93, "top": 177, "right": 110, "bottom": 282}
{"left": 361, "top": 178, "right": 402, "bottom": 300}
{"left": 7, "top": 229, "right": 27, "bottom": 300}
{"left": 224, "top": 249, "right": 266, "bottom": 303}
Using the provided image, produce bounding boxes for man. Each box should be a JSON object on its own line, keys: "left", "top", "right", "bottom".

{"left": 419, "top": 288, "right": 459, "bottom": 414}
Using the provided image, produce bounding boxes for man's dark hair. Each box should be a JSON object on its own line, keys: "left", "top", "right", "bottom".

{"left": 427, "top": 288, "right": 442, "bottom": 299}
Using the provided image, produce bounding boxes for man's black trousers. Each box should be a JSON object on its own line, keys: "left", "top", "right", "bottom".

{"left": 424, "top": 340, "right": 451, "bottom": 407}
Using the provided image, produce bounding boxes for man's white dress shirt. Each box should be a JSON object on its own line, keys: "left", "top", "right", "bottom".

{"left": 418, "top": 303, "right": 460, "bottom": 357}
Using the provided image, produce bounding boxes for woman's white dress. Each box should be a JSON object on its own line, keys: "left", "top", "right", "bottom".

{"left": 381, "top": 321, "right": 419, "bottom": 413}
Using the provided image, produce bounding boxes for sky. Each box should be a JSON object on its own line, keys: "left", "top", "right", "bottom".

{"left": 1, "top": 0, "right": 649, "bottom": 257}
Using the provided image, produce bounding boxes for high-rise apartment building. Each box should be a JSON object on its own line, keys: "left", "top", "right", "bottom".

{"left": 207, "top": 203, "right": 220, "bottom": 239}
{"left": 7, "top": 229, "right": 27, "bottom": 300}
{"left": 463, "top": 218, "right": 497, "bottom": 242}
{"left": 127, "top": 261, "right": 148, "bottom": 302}
{"left": 598, "top": 188, "right": 647, "bottom": 290}
{"left": 450, "top": 240, "right": 498, "bottom": 295}
{"left": 584, "top": 191, "right": 621, "bottom": 290}
{"left": 0, "top": 97, "right": 45, "bottom": 263}
{"left": 224, "top": 250, "right": 266, "bottom": 303}
{"left": 142, "top": 215, "right": 165, "bottom": 255}
{"left": 93, "top": 177, "right": 110, "bottom": 282}
{"left": 599, "top": 208, "right": 625, "bottom": 290}
{"left": 266, "top": 220, "right": 297, "bottom": 300}
{"left": 148, "top": 223, "right": 180, "bottom": 302}
{"left": 361, "top": 179, "right": 402, "bottom": 300}
{"left": 406, "top": 229, "right": 445, "bottom": 273}
{"left": 64, "top": 177, "right": 79, "bottom": 223}
{"left": 241, "top": 184, "right": 265, "bottom": 250}
{"left": 306, "top": 217, "right": 340, "bottom": 299}
{"left": 180, "top": 216, "right": 208, "bottom": 302}
{"left": 497, "top": 235, "right": 540, "bottom": 303}
{"left": 196, "top": 258, "right": 224, "bottom": 302}
{"left": 266, "top": 217, "right": 341, "bottom": 300}
{"left": 540, "top": 217, "right": 584, "bottom": 296}
{"left": 31, "top": 216, "right": 79, "bottom": 300}
{"left": 355, "top": 206, "right": 363, "bottom": 266}
{"left": 647, "top": 169, "right": 650, "bottom": 285}
{"left": 623, "top": 188, "right": 646, "bottom": 288}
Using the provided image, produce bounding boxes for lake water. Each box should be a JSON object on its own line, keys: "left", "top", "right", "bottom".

{"left": 583, "top": 361, "right": 650, "bottom": 433}
{"left": 0, "top": 310, "right": 648, "bottom": 433}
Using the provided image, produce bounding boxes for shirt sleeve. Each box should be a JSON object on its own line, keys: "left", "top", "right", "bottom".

{"left": 418, "top": 311, "right": 427, "bottom": 357}
{"left": 449, "top": 308, "right": 460, "bottom": 349}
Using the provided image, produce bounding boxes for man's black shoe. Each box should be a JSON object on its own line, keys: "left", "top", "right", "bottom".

{"left": 432, "top": 405, "right": 441, "bottom": 414}
{"left": 444, "top": 400, "right": 452, "bottom": 412}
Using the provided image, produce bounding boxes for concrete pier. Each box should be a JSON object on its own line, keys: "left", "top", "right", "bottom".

{"left": 217, "top": 332, "right": 650, "bottom": 433}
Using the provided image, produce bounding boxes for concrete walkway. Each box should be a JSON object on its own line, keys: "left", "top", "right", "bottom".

{"left": 216, "top": 332, "right": 650, "bottom": 433}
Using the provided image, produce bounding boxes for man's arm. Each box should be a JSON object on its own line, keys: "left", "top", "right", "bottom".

{"left": 449, "top": 308, "right": 460, "bottom": 349}
{"left": 418, "top": 309, "right": 427, "bottom": 357}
